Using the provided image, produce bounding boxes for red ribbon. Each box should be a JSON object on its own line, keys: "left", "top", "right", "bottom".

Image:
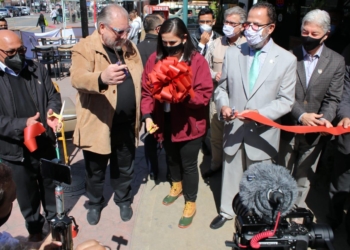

{"left": 24, "top": 123, "right": 46, "bottom": 152}
{"left": 242, "top": 112, "right": 350, "bottom": 135}
{"left": 147, "top": 57, "right": 194, "bottom": 103}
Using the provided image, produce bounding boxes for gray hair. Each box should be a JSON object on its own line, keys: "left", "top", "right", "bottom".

{"left": 224, "top": 6, "right": 247, "bottom": 23}
{"left": 97, "top": 4, "right": 128, "bottom": 32}
{"left": 301, "top": 9, "right": 330, "bottom": 33}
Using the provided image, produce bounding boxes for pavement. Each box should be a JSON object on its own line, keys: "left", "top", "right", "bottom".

{"left": 2, "top": 46, "right": 350, "bottom": 250}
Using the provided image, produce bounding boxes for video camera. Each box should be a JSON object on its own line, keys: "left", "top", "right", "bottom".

{"left": 225, "top": 163, "right": 335, "bottom": 250}
{"left": 226, "top": 195, "right": 334, "bottom": 250}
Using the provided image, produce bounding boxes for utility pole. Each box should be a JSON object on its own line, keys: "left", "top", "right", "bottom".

{"left": 182, "top": 0, "right": 188, "bottom": 26}
{"left": 80, "top": 0, "right": 89, "bottom": 38}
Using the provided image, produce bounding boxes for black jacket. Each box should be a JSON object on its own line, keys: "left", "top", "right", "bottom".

{"left": 0, "top": 60, "right": 61, "bottom": 161}
{"left": 136, "top": 33, "right": 158, "bottom": 67}
{"left": 190, "top": 28, "right": 220, "bottom": 56}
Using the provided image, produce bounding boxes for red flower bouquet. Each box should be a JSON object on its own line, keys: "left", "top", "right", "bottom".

{"left": 147, "top": 57, "right": 194, "bottom": 103}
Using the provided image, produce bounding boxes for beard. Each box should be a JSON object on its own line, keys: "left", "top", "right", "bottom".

{"left": 102, "top": 33, "right": 117, "bottom": 49}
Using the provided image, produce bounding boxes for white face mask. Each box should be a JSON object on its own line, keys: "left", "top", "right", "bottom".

{"left": 200, "top": 24, "right": 212, "bottom": 33}
{"left": 222, "top": 25, "right": 236, "bottom": 38}
{"left": 244, "top": 25, "right": 269, "bottom": 49}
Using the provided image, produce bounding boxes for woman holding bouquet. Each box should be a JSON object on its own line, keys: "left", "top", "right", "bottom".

{"left": 141, "top": 17, "right": 213, "bottom": 228}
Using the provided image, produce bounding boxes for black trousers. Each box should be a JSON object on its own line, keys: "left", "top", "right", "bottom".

{"left": 329, "top": 149, "right": 350, "bottom": 235}
{"left": 83, "top": 123, "right": 135, "bottom": 209}
{"left": 144, "top": 126, "right": 159, "bottom": 175}
{"left": 162, "top": 113, "right": 202, "bottom": 202}
{"left": 2, "top": 146, "right": 56, "bottom": 234}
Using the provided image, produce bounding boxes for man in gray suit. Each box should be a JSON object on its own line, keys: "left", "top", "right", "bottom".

{"left": 210, "top": 2, "right": 296, "bottom": 229}
{"left": 279, "top": 9, "right": 344, "bottom": 209}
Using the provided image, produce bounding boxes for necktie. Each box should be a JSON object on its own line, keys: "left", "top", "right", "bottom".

{"left": 249, "top": 50, "right": 262, "bottom": 93}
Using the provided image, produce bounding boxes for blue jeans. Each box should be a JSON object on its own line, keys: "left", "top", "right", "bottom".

{"left": 40, "top": 25, "right": 45, "bottom": 33}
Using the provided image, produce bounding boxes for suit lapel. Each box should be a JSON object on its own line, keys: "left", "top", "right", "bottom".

{"left": 307, "top": 46, "right": 329, "bottom": 92}
{"left": 295, "top": 47, "right": 307, "bottom": 94}
{"left": 250, "top": 41, "right": 278, "bottom": 98}
{"left": 239, "top": 44, "right": 250, "bottom": 99}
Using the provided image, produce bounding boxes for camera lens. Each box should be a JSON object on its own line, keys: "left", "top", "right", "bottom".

{"left": 308, "top": 223, "right": 334, "bottom": 249}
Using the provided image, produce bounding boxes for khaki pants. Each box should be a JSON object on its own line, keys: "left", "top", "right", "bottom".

{"left": 209, "top": 100, "right": 224, "bottom": 170}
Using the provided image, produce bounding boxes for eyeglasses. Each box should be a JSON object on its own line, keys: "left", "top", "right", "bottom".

{"left": 105, "top": 24, "right": 131, "bottom": 35}
{"left": 199, "top": 20, "right": 213, "bottom": 24}
{"left": 224, "top": 20, "right": 242, "bottom": 27}
{"left": 243, "top": 22, "right": 272, "bottom": 31}
{"left": 0, "top": 46, "right": 27, "bottom": 57}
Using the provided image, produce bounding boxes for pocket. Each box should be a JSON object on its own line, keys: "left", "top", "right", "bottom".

{"left": 212, "top": 56, "right": 224, "bottom": 73}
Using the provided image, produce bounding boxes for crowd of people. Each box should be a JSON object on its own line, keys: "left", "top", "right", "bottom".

{"left": 1, "top": 1, "right": 350, "bottom": 248}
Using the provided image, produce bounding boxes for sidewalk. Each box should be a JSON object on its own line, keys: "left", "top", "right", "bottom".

{"left": 3, "top": 74, "right": 350, "bottom": 249}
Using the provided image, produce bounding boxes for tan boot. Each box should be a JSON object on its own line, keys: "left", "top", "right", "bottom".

{"left": 178, "top": 201, "right": 196, "bottom": 228}
{"left": 162, "top": 181, "right": 182, "bottom": 206}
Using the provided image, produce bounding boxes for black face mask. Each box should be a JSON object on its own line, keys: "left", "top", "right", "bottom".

{"left": 301, "top": 34, "right": 325, "bottom": 52}
{"left": 5, "top": 53, "right": 25, "bottom": 73}
{"left": 0, "top": 204, "right": 12, "bottom": 227}
{"left": 164, "top": 42, "right": 184, "bottom": 56}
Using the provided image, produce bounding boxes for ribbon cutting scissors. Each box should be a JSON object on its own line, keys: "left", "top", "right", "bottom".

{"left": 140, "top": 122, "right": 159, "bottom": 142}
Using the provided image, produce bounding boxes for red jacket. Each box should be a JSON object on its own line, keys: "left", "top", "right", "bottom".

{"left": 141, "top": 52, "right": 213, "bottom": 142}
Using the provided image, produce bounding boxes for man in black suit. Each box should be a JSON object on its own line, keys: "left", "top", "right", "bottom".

{"left": 279, "top": 9, "right": 345, "bottom": 208}
{"left": 327, "top": 44, "right": 350, "bottom": 245}
{"left": 137, "top": 14, "right": 163, "bottom": 180}
{"left": 137, "top": 14, "right": 163, "bottom": 66}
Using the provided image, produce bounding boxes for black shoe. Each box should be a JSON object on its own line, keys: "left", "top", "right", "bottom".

{"left": 201, "top": 142, "right": 211, "bottom": 156}
{"left": 150, "top": 172, "right": 158, "bottom": 181}
{"left": 210, "top": 215, "right": 229, "bottom": 229}
{"left": 87, "top": 208, "right": 102, "bottom": 225}
{"left": 28, "top": 232, "right": 44, "bottom": 242}
{"left": 120, "top": 204, "right": 133, "bottom": 222}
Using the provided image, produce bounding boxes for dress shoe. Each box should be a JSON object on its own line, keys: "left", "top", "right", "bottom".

{"left": 28, "top": 232, "right": 44, "bottom": 242}
{"left": 163, "top": 181, "right": 182, "bottom": 205}
{"left": 120, "top": 204, "right": 133, "bottom": 222}
{"left": 87, "top": 208, "right": 102, "bottom": 225}
{"left": 210, "top": 215, "right": 229, "bottom": 229}
{"left": 179, "top": 201, "right": 196, "bottom": 228}
{"left": 149, "top": 172, "right": 158, "bottom": 181}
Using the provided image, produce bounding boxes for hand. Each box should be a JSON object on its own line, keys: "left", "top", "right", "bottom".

{"left": 221, "top": 106, "right": 236, "bottom": 121}
{"left": 47, "top": 109, "right": 62, "bottom": 132}
{"left": 300, "top": 113, "right": 324, "bottom": 126}
{"left": 215, "top": 72, "right": 221, "bottom": 82}
{"left": 338, "top": 117, "right": 350, "bottom": 129}
{"left": 100, "top": 64, "right": 128, "bottom": 85}
{"left": 145, "top": 118, "right": 158, "bottom": 133}
{"left": 236, "top": 109, "right": 259, "bottom": 121}
{"left": 76, "top": 240, "right": 106, "bottom": 250}
{"left": 27, "top": 112, "right": 40, "bottom": 126}
{"left": 39, "top": 234, "right": 62, "bottom": 250}
{"left": 320, "top": 119, "right": 333, "bottom": 136}
{"left": 200, "top": 32, "right": 210, "bottom": 45}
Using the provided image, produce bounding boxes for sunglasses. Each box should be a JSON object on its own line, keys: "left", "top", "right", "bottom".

{"left": 105, "top": 24, "right": 131, "bottom": 35}
{"left": 0, "top": 46, "right": 27, "bottom": 57}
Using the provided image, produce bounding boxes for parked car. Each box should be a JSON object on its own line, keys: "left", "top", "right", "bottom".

{"left": 5, "top": 6, "right": 21, "bottom": 17}
{"left": 18, "top": 6, "right": 31, "bottom": 15}
{"left": 0, "top": 8, "right": 10, "bottom": 18}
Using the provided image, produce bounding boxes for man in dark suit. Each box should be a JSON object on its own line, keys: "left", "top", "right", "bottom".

{"left": 137, "top": 14, "right": 163, "bottom": 180}
{"left": 327, "top": 44, "right": 350, "bottom": 245}
{"left": 279, "top": 9, "right": 345, "bottom": 209}
{"left": 136, "top": 14, "right": 163, "bottom": 66}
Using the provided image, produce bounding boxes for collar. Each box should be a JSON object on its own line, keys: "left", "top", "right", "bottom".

{"left": 249, "top": 37, "right": 273, "bottom": 54}
{"left": 0, "top": 61, "right": 23, "bottom": 77}
{"left": 144, "top": 33, "right": 158, "bottom": 40}
{"left": 226, "top": 35, "right": 244, "bottom": 47}
{"left": 302, "top": 44, "right": 324, "bottom": 58}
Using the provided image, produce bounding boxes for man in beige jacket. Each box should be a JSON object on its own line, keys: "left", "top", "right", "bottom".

{"left": 70, "top": 4, "right": 143, "bottom": 225}
{"left": 203, "top": 6, "right": 247, "bottom": 179}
